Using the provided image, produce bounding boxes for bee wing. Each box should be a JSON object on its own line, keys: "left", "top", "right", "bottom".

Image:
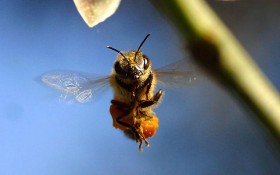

{"left": 41, "top": 71, "right": 111, "bottom": 103}
{"left": 155, "top": 59, "right": 197, "bottom": 88}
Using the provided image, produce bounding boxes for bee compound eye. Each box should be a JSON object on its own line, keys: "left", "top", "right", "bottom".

{"left": 114, "top": 61, "right": 126, "bottom": 76}
{"left": 138, "top": 58, "right": 145, "bottom": 69}
{"left": 134, "top": 55, "right": 143, "bottom": 68}
{"left": 143, "top": 57, "right": 150, "bottom": 70}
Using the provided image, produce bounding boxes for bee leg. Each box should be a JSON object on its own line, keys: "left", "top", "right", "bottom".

{"left": 145, "top": 82, "right": 152, "bottom": 100}
{"left": 138, "top": 140, "right": 143, "bottom": 152}
{"left": 112, "top": 105, "right": 143, "bottom": 145}
{"left": 115, "top": 108, "right": 133, "bottom": 129}
{"left": 133, "top": 125, "right": 150, "bottom": 151}
{"left": 111, "top": 100, "right": 149, "bottom": 151}
{"left": 144, "top": 73, "right": 154, "bottom": 100}
{"left": 111, "top": 100, "right": 137, "bottom": 134}
{"left": 123, "top": 121, "right": 149, "bottom": 151}
{"left": 129, "top": 126, "right": 144, "bottom": 151}
{"left": 111, "top": 100, "right": 131, "bottom": 111}
{"left": 138, "top": 131, "right": 150, "bottom": 148}
{"left": 121, "top": 117, "right": 149, "bottom": 151}
{"left": 136, "top": 136, "right": 149, "bottom": 152}
{"left": 139, "top": 89, "right": 163, "bottom": 108}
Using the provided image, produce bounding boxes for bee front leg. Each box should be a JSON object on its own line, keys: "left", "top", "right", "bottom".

{"left": 111, "top": 99, "right": 131, "bottom": 111}
{"left": 139, "top": 89, "right": 163, "bottom": 109}
{"left": 145, "top": 82, "right": 152, "bottom": 100}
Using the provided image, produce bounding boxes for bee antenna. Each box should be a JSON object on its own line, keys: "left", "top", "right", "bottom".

{"left": 134, "top": 34, "right": 150, "bottom": 61}
{"left": 107, "top": 46, "right": 130, "bottom": 62}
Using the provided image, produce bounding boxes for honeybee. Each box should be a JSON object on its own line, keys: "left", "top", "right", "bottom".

{"left": 41, "top": 34, "right": 195, "bottom": 151}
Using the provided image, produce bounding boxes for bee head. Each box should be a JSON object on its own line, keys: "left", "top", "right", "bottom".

{"left": 107, "top": 34, "right": 151, "bottom": 81}
{"left": 113, "top": 51, "right": 151, "bottom": 80}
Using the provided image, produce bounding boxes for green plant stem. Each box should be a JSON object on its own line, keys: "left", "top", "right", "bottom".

{"left": 151, "top": 0, "right": 280, "bottom": 139}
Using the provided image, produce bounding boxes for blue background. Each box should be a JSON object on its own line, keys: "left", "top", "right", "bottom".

{"left": 1, "top": 1, "right": 280, "bottom": 175}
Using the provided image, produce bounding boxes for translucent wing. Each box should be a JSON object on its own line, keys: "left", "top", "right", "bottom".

{"left": 41, "top": 71, "right": 111, "bottom": 103}
{"left": 155, "top": 59, "right": 197, "bottom": 88}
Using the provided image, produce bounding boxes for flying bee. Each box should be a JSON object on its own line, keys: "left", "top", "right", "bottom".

{"left": 41, "top": 34, "right": 196, "bottom": 151}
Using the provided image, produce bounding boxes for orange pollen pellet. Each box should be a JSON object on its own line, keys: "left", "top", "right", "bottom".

{"left": 141, "top": 117, "right": 159, "bottom": 138}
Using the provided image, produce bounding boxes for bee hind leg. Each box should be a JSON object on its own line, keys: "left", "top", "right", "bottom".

{"left": 115, "top": 108, "right": 134, "bottom": 130}
{"left": 111, "top": 99, "right": 137, "bottom": 136}
{"left": 134, "top": 128, "right": 150, "bottom": 152}
{"left": 111, "top": 99, "right": 150, "bottom": 151}
{"left": 124, "top": 124, "right": 150, "bottom": 151}
{"left": 111, "top": 99, "right": 139, "bottom": 131}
